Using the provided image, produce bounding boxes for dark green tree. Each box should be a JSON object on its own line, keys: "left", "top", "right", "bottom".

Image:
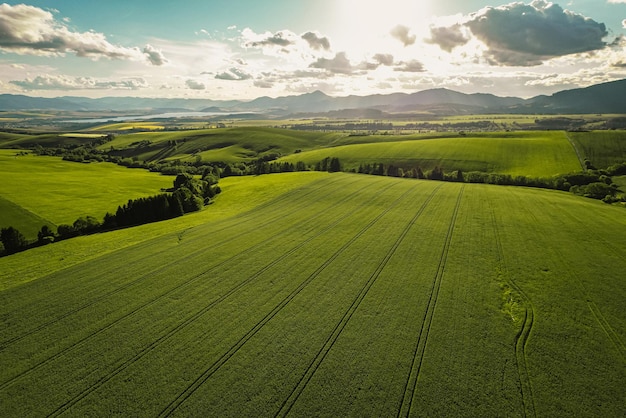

{"left": 37, "top": 225, "right": 55, "bottom": 244}
{"left": 1, "top": 226, "right": 28, "bottom": 254}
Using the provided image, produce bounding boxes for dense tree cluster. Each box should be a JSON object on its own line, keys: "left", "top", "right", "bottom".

{"left": 1, "top": 173, "right": 221, "bottom": 257}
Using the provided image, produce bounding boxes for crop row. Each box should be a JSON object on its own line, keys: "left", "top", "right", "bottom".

{"left": 1, "top": 174, "right": 624, "bottom": 416}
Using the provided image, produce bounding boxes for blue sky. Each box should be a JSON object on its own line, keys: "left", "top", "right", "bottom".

{"left": 0, "top": 0, "right": 624, "bottom": 99}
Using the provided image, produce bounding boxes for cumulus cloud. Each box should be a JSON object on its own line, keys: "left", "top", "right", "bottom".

{"left": 426, "top": 24, "right": 470, "bottom": 52}
{"left": 215, "top": 67, "right": 252, "bottom": 81}
{"left": 143, "top": 44, "right": 167, "bottom": 66}
{"left": 309, "top": 52, "right": 353, "bottom": 74}
{"left": 390, "top": 25, "right": 416, "bottom": 47}
{"left": 0, "top": 3, "right": 162, "bottom": 64}
{"left": 186, "top": 79, "right": 206, "bottom": 90}
{"left": 10, "top": 75, "right": 148, "bottom": 90}
{"left": 373, "top": 54, "right": 394, "bottom": 66}
{"left": 242, "top": 29, "right": 296, "bottom": 49}
{"left": 461, "top": 0, "right": 609, "bottom": 66}
{"left": 623, "top": 19, "right": 626, "bottom": 29}
{"left": 301, "top": 31, "right": 330, "bottom": 50}
{"left": 394, "top": 60, "right": 425, "bottom": 72}
{"left": 253, "top": 79, "right": 274, "bottom": 88}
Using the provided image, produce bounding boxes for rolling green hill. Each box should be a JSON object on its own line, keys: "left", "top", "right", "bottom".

{"left": 100, "top": 127, "right": 345, "bottom": 163}
{"left": 0, "top": 173, "right": 623, "bottom": 416}
{"left": 279, "top": 131, "right": 582, "bottom": 176}
{"left": 0, "top": 150, "right": 172, "bottom": 228}
{"left": 567, "top": 130, "right": 626, "bottom": 169}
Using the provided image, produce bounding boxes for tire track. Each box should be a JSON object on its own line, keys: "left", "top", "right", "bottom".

{"left": 0, "top": 176, "right": 375, "bottom": 391}
{"left": 489, "top": 200, "right": 536, "bottom": 418}
{"left": 42, "top": 178, "right": 402, "bottom": 417}
{"left": 0, "top": 175, "right": 354, "bottom": 350}
{"left": 157, "top": 182, "right": 422, "bottom": 417}
{"left": 397, "top": 184, "right": 464, "bottom": 418}
{"left": 539, "top": 202, "right": 626, "bottom": 358}
{"left": 275, "top": 184, "right": 443, "bottom": 418}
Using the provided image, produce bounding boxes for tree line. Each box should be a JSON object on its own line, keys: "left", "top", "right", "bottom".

{"left": 1, "top": 173, "right": 220, "bottom": 257}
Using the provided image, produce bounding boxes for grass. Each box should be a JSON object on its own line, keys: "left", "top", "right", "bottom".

{"left": 280, "top": 131, "right": 581, "bottom": 177}
{"left": 0, "top": 171, "right": 329, "bottom": 290}
{"left": 0, "top": 150, "right": 173, "bottom": 226}
{"left": 99, "top": 127, "right": 346, "bottom": 162}
{"left": 0, "top": 173, "right": 623, "bottom": 416}
{"left": 0, "top": 195, "right": 55, "bottom": 241}
{"left": 567, "top": 130, "right": 626, "bottom": 169}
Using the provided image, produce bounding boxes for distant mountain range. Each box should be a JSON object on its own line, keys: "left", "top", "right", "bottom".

{"left": 1, "top": 78, "right": 625, "bottom": 116}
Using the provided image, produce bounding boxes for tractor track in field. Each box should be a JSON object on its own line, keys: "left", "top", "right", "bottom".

{"left": 532, "top": 202, "right": 625, "bottom": 361}
{"left": 274, "top": 184, "right": 443, "bottom": 418}
{"left": 489, "top": 202, "right": 537, "bottom": 418}
{"left": 0, "top": 175, "right": 353, "bottom": 350}
{"left": 157, "top": 183, "right": 423, "bottom": 417}
{"left": 0, "top": 177, "right": 372, "bottom": 391}
{"left": 397, "top": 184, "right": 464, "bottom": 418}
{"left": 42, "top": 179, "right": 401, "bottom": 417}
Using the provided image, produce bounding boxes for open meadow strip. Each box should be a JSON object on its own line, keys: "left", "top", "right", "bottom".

{"left": 489, "top": 187, "right": 626, "bottom": 417}
{"left": 0, "top": 175, "right": 402, "bottom": 416}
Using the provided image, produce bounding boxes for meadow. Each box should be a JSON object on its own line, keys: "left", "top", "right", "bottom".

{"left": 0, "top": 150, "right": 172, "bottom": 234}
{"left": 0, "top": 173, "right": 624, "bottom": 416}
{"left": 279, "top": 131, "right": 582, "bottom": 176}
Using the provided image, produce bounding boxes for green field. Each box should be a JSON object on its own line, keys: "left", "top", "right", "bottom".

{"left": 0, "top": 173, "right": 623, "bottom": 416}
{"left": 0, "top": 150, "right": 173, "bottom": 227}
{"left": 99, "top": 127, "right": 345, "bottom": 163}
{"left": 279, "top": 131, "right": 582, "bottom": 176}
{"left": 567, "top": 131, "right": 626, "bottom": 168}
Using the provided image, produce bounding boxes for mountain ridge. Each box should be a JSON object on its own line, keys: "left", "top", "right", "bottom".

{"left": 0, "top": 78, "right": 624, "bottom": 115}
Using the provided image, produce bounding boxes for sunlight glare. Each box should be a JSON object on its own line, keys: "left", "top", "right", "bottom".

{"left": 331, "top": 0, "right": 432, "bottom": 51}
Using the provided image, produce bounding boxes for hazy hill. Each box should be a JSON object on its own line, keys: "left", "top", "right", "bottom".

{"left": 0, "top": 78, "right": 624, "bottom": 114}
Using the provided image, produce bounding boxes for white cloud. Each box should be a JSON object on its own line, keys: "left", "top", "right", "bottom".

{"left": 623, "top": 19, "right": 626, "bottom": 29}
{"left": 309, "top": 52, "right": 354, "bottom": 74}
{"left": 10, "top": 75, "right": 149, "bottom": 90}
{"left": 143, "top": 44, "right": 167, "bottom": 66}
{"left": 429, "top": 1, "right": 609, "bottom": 67}
{"left": 390, "top": 25, "right": 416, "bottom": 47}
{"left": 394, "top": 60, "right": 426, "bottom": 73}
{"left": 301, "top": 32, "right": 331, "bottom": 51}
{"left": 0, "top": 3, "right": 162, "bottom": 65}
{"left": 185, "top": 79, "right": 206, "bottom": 90}
{"left": 215, "top": 68, "right": 252, "bottom": 81}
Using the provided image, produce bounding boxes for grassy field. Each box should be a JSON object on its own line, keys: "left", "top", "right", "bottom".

{"left": 0, "top": 173, "right": 623, "bottom": 416}
{"left": 0, "top": 195, "right": 54, "bottom": 241}
{"left": 99, "top": 127, "right": 345, "bottom": 163}
{"left": 280, "top": 131, "right": 582, "bottom": 176}
{"left": 0, "top": 150, "right": 173, "bottom": 227}
{"left": 567, "top": 130, "right": 626, "bottom": 169}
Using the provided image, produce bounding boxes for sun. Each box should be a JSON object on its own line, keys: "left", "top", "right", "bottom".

{"left": 330, "top": 0, "right": 433, "bottom": 55}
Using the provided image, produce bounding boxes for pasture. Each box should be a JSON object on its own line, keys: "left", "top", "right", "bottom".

{"left": 0, "top": 173, "right": 623, "bottom": 416}
{"left": 567, "top": 130, "right": 626, "bottom": 168}
{"left": 0, "top": 150, "right": 172, "bottom": 226}
{"left": 279, "top": 131, "right": 582, "bottom": 176}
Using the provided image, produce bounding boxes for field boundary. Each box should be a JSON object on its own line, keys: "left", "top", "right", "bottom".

{"left": 564, "top": 131, "right": 586, "bottom": 171}
{"left": 396, "top": 184, "right": 465, "bottom": 418}
{"left": 275, "top": 184, "right": 444, "bottom": 417}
